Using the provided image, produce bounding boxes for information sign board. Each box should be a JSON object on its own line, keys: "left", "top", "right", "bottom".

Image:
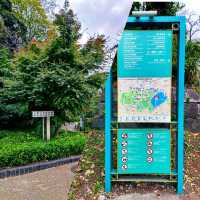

{"left": 32, "top": 111, "right": 54, "bottom": 118}
{"left": 118, "top": 30, "right": 173, "bottom": 78}
{"left": 117, "top": 129, "right": 171, "bottom": 174}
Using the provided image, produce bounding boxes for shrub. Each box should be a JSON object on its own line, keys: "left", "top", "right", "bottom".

{"left": 0, "top": 130, "right": 86, "bottom": 168}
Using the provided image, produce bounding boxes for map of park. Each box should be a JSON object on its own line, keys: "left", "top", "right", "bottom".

{"left": 120, "top": 88, "right": 168, "bottom": 112}
{"left": 118, "top": 78, "right": 171, "bottom": 122}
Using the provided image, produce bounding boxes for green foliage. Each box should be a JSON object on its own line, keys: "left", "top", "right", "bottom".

{"left": 82, "top": 73, "right": 106, "bottom": 130}
{"left": 81, "top": 35, "right": 107, "bottom": 72}
{"left": 0, "top": 48, "right": 12, "bottom": 79}
{"left": 130, "top": 2, "right": 142, "bottom": 13}
{"left": 0, "top": 48, "right": 23, "bottom": 127}
{"left": 54, "top": 3, "right": 81, "bottom": 47}
{"left": 185, "top": 41, "right": 200, "bottom": 86}
{"left": 11, "top": 0, "right": 49, "bottom": 41}
{"left": 144, "top": 2, "right": 185, "bottom": 16}
{"left": 0, "top": 0, "right": 27, "bottom": 52}
{"left": 130, "top": 2, "right": 185, "bottom": 16}
{"left": 0, "top": 48, "right": 31, "bottom": 128}
{"left": 93, "top": 180, "right": 103, "bottom": 194}
{"left": 40, "top": 0, "right": 57, "bottom": 19}
{"left": 0, "top": 130, "right": 86, "bottom": 168}
{"left": 0, "top": 1, "right": 106, "bottom": 129}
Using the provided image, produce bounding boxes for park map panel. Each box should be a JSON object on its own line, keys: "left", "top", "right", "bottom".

{"left": 117, "top": 30, "right": 172, "bottom": 123}
{"left": 118, "top": 78, "right": 171, "bottom": 122}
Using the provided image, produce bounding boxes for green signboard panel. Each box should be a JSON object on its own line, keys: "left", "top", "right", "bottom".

{"left": 118, "top": 30, "right": 173, "bottom": 78}
{"left": 117, "top": 129, "right": 171, "bottom": 174}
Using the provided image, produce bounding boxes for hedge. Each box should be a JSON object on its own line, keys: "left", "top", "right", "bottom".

{"left": 0, "top": 130, "right": 86, "bottom": 168}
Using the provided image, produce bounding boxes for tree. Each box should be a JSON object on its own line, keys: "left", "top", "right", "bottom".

{"left": 0, "top": 0, "right": 107, "bottom": 130}
{"left": 130, "top": 2, "right": 184, "bottom": 16}
{"left": 32, "top": 0, "right": 107, "bottom": 120}
{"left": 0, "top": 47, "right": 29, "bottom": 128}
{"left": 0, "top": 48, "right": 12, "bottom": 89}
{"left": 185, "top": 41, "right": 200, "bottom": 86}
{"left": 54, "top": 2, "right": 81, "bottom": 48}
{"left": 185, "top": 11, "right": 200, "bottom": 41}
{"left": 40, "top": 0, "right": 57, "bottom": 20}
{"left": 144, "top": 2, "right": 184, "bottom": 16}
{"left": 176, "top": 10, "right": 200, "bottom": 86}
{"left": 0, "top": 0, "right": 27, "bottom": 52}
{"left": 80, "top": 35, "right": 107, "bottom": 72}
{"left": 11, "top": 0, "right": 49, "bottom": 41}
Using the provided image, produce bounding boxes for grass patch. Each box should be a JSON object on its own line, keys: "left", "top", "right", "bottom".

{"left": 0, "top": 130, "right": 86, "bottom": 169}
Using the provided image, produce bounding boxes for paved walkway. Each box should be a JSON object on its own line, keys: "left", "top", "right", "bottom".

{"left": 0, "top": 163, "right": 77, "bottom": 200}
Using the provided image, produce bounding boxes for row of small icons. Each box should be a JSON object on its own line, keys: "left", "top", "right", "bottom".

{"left": 121, "top": 132, "right": 154, "bottom": 170}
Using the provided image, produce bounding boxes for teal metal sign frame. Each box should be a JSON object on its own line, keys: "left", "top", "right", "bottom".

{"left": 105, "top": 16, "right": 186, "bottom": 194}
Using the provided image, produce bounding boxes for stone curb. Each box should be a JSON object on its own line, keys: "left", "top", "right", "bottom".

{"left": 0, "top": 155, "right": 81, "bottom": 179}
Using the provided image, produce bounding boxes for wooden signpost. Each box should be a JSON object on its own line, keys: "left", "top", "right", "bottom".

{"left": 32, "top": 111, "right": 54, "bottom": 141}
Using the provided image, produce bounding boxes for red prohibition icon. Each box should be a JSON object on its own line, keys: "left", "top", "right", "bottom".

{"left": 122, "top": 133, "right": 128, "bottom": 139}
{"left": 147, "top": 149, "right": 153, "bottom": 155}
{"left": 122, "top": 141, "right": 128, "bottom": 147}
{"left": 122, "top": 164, "right": 128, "bottom": 170}
{"left": 122, "top": 157, "right": 128, "bottom": 163}
{"left": 122, "top": 149, "right": 128, "bottom": 155}
{"left": 147, "top": 157, "right": 153, "bottom": 163}
{"left": 147, "top": 133, "right": 153, "bottom": 139}
{"left": 147, "top": 140, "right": 153, "bottom": 147}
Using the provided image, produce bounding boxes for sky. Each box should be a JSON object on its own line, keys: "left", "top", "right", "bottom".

{"left": 55, "top": 0, "right": 200, "bottom": 44}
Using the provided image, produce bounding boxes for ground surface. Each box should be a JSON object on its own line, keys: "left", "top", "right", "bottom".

{"left": 68, "top": 131, "right": 200, "bottom": 200}
{"left": 0, "top": 163, "right": 77, "bottom": 200}
{"left": 111, "top": 192, "right": 199, "bottom": 200}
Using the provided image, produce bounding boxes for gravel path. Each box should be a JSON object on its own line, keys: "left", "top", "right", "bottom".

{"left": 0, "top": 162, "right": 77, "bottom": 200}
{"left": 112, "top": 192, "right": 199, "bottom": 200}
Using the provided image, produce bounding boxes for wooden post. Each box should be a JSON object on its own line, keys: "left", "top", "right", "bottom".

{"left": 42, "top": 117, "right": 45, "bottom": 140}
{"left": 46, "top": 117, "right": 50, "bottom": 141}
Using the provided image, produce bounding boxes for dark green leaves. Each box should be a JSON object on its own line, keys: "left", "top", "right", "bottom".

{"left": 0, "top": 130, "right": 86, "bottom": 168}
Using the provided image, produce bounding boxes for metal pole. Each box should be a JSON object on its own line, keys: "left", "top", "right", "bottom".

{"left": 177, "top": 16, "right": 186, "bottom": 194}
{"left": 42, "top": 117, "right": 45, "bottom": 140}
{"left": 105, "top": 72, "right": 112, "bottom": 192}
